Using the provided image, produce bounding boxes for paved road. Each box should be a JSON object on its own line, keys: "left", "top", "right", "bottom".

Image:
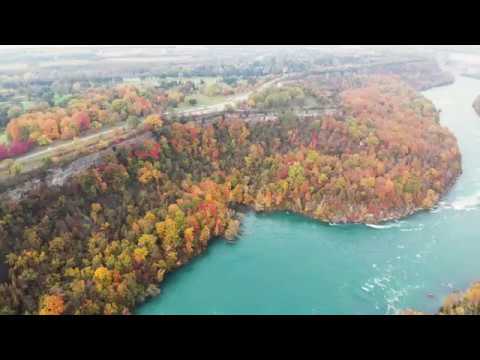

{"left": 15, "top": 124, "right": 129, "bottom": 164}
{"left": 9, "top": 76, "right": 285, "bottom": 166}
{"left": 4, "top": 57, "right": 429, "bottom": 167}
{"left": 164, "top": 76, "right": 284, "bottom": 117}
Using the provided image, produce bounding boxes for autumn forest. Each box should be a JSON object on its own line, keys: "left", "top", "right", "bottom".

{"left": 0, "top": 74, "right": 462, "bottom": 315}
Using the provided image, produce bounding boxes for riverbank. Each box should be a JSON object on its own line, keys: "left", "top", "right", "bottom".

{"left": 414, "top": 75, "right": 455, "bottom": 92}
{"left": 138, "top": 75, "right": 480, "bottom": 315}
{"left": 254, "top": 162, "right": 461, "bottom": 225}
{"left": 403, "top": 280, "right": 480, "bottom": 315}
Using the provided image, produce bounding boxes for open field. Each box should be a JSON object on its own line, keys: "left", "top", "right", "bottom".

{"left": 304, "top": 95, "right": 321, "bottom": 108}
{"left": 176, "top": 94, "right": 230, "bottom": 111}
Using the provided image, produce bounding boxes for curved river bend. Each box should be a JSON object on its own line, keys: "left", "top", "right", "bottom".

{"left": 138, "top": 76, "right": 480, "bottom": 315}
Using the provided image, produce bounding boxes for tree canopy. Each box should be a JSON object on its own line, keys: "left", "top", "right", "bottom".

{"left": 0, "top": 76, "right": 461, "bottom": 315}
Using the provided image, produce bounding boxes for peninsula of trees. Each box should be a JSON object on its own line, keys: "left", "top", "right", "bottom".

{"left": 0, "top": 75, "right": 462, "bottom": 314}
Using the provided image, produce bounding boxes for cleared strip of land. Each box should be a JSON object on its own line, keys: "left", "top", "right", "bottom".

{"left": 0, "top": 76, "right": 284, "bottom": 183}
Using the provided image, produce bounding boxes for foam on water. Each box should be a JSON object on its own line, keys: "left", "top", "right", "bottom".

{"left": 450, "top": 191, "right": 480, "bottom": 211}
{"left": 400, "top": 224, "right": 424, "bottom": 232}
{"left": 366, "top": 220, "right": 423, "bottom": 233}
{"left": 366, "top": 221, "right": 404, "bottom": 230}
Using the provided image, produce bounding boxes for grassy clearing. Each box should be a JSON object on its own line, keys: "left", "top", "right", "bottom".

{"left": 21, "top": 100, "right": 36, "bottom": 110}
{"left": 304, "top": 96, "right": 321, "bottom": 108}
{"left": 177, "top": 94, "right": 228, "bottom": 110}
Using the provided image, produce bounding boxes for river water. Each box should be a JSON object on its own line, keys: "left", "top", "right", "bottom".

{"left": 137, "top": 76, "right": 480, "bottom": 315}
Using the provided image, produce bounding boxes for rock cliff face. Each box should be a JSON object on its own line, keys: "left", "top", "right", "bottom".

{"left": 474, "top": 95, "right": 480, "bottom": 117}
{"left": 0, "top": 132, "right": 154, "bottom": 203}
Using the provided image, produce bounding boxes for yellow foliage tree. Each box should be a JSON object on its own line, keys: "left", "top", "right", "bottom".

{"left": 39, "top": 295, "right": 65, "bottom": 315}
{"left": 184, "top": 227, "right": 195, "bottom": 255}
{"left": 134, "top": 247, "right": 148, "bottom": 264}
{"left": 199, "top": 226, "right": 211, "bottom": 245}
{"left": 93, "top": 266, "right": 112, "bottom": 289}
{"left": 144, "top": 114, "right": 163, "bottom": 130}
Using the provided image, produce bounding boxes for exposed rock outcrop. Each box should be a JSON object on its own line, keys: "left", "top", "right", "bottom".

{"left": 0, "top": 132, "right": 154, "bottom": 203}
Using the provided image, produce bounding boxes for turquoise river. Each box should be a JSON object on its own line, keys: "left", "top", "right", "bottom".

{"left": 138, "top": 76, "right": 480, "bottom": 315}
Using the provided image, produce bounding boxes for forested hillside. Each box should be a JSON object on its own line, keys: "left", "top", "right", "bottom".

{"left": 0, "top": 76, "right": 461, "bottom": 315}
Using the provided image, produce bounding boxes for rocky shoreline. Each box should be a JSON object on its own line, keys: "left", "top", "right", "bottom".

{"left": 235, "top": 170, "right": 461, "bottom": 226}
